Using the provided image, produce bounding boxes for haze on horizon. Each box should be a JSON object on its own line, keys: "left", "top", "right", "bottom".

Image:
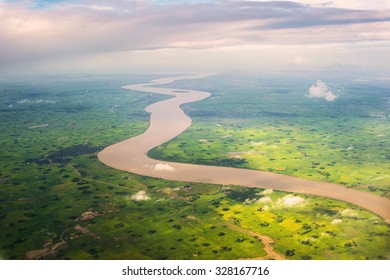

{"left": 1, "top": 0, "right": 389, "bottom": 77}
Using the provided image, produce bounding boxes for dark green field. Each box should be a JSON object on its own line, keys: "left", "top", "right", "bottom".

{"left": 0, "top": 74, "right": 389, "bottom": 260}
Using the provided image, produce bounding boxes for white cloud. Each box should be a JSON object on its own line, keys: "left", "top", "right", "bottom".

{"left": 308, "top": 80, "right": 338, "bottom": 101}
{"left": 278, "top": 195, "right": 305, "bottom": 206}
{"left": 153, "top": 163, "right": 175, "bottom": 172}
{"left": 331, "top": 219, "right": 342, "bottom": 224}
{"left": 131, "top": 191, "right": 150, "bottom": 201}
{"left": 284, "top": 196, "right": 305, "bottom": 206}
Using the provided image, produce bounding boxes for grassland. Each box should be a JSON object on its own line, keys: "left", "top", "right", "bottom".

{"left": 0, "top": 74, "right": 389, "bottom": 260}
{"left": 150, "top": 74, "right": 390, "bottom": 197}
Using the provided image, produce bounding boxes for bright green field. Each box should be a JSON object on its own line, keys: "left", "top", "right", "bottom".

{"left": 0, "top": 74, "right": 389, "bottom": 260}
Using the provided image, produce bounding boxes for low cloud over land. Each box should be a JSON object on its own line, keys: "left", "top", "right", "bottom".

{"left": 131, "top": 191, "right": 150, "bottom": 201}
{"left": 308, "top": 80, "right": 338, "bottom": 101}
{"left": 277, "top": 195, "right": 305, "bottom": 207}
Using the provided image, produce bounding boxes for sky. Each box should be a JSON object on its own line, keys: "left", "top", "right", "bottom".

{"left": 1, "top": 0, "right": 389, "bottom": 75}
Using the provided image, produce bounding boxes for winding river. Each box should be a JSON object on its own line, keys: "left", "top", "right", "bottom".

{"left": 98, "top": 74, "right": 390, "bottom": 223}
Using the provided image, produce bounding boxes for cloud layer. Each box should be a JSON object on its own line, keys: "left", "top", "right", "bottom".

{"left": 1, "top": 0, "right": 389, "bottom": 73}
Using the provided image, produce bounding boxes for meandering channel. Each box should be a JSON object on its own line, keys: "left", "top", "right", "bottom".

{"left": 98, "top": 74, "right": 390, "bottom": 223}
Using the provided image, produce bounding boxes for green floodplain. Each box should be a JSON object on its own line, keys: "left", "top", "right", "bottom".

{"left": 0, "top": 73, "right": 389, "bottom": 260}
